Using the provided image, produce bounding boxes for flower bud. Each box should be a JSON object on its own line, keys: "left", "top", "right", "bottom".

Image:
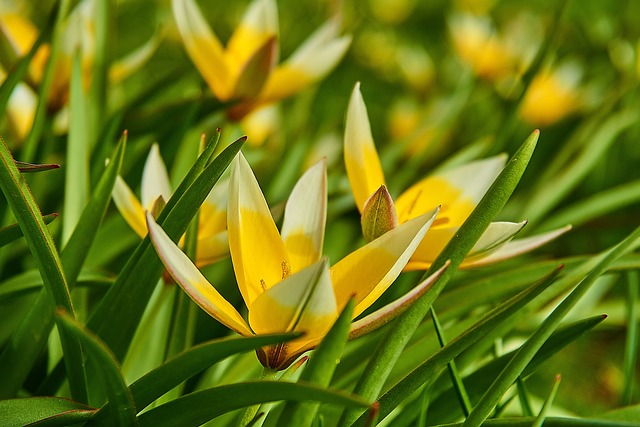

{"left": 361, "top": 185, "right": 398, "bottom": 242}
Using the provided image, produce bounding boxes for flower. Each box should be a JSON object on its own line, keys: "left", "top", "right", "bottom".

{"left": 519, "top": 64, "right": 582, "bottom": 126}
{"left": 147, "top": 153, "right": 446, "bottom": 370}
{"left": 112, "top": 143, "right": 229, "bottom": 267}
{"left": 344, "top": 83, "right": 570, "bottom": 270}
{"left": 172, "top": 0, "right": 351, "bottom": 122}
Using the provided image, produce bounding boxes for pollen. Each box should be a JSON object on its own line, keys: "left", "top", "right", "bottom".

{"left": 281, "top": 260, "right": 291, "bottom": 279}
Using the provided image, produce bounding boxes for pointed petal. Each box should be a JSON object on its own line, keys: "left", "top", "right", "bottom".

{"left": 463, "top": 225, "right": 572, "bottom": 268}
{"left": 226, "top": 0, "right": 279, "bottom": 72}
{"left": 112, "top": 176, "right": 147, "bottom": 238}
{"left": 249, "top": 259, "right": 337, "bottom": 340}
{"left": 199, "top": 177, "right": 228, "bottom": 238}
{"left": 172, "top": 0, "right": 232, "bottom": 100}
{"left": 240, "top": 104, "right": 280, "bottom": 146}
{"left": 141, "top": 144, "right": 172, "bottom": 211}
{"left": 395, "top": 155, "right": 507, "bottom": 225}
{"left": 350, "top": 262, "right": 449, "bottom": 339}
{"left": 146, "top": 212, "right": 252, "bottom": 336}
{"left": 228, "top": 153, "right": 290, "bottom": 306}
{"left": 259, "top": 21, "right": 351, "bottom": 102}
{"left": 344, "top": 83, "right": 386, "bottom": 213}
{"left": 331, "top": 208, "right": 439, "bottom": 317}
{"left": 466, "top": 220, "right": 527, "bottom": 259}
{"left": 281, "top": 159, "right": 327, "bottom": 272}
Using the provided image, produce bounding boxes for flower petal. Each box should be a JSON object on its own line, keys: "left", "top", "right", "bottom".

{"left": 172, "top": 0, "right": 232, "bottom": 100}
{"left": 395, "top": 155, "right": 507, "bottom": 225}
{"left": 281, "top": 159, "right": 327, "bottom": 272}
{"left": 196, "top": 231, "right": 229, "bottom": 267}
{"left": 331, "top": 207, "right": 439, "bottom": 317}
{"left": 226, "top": 0, "right": 279, "bottom": 73}
{"left": 463, "top": 225, "right": 572, "bottom": 268}
{"left": 240, "top": 104, "right": 280, "bottom": 146}
{"left": 465, "top": 220, "right": 527, "bottom": 260}
{"left": 199, "top": 177, "right": 228, "bottom": 238}
{"left": 249, "top": 258, "right": 337, "bottom": 338}
{"left": 146, "top": 212, "right": 252, "bottom": 336}
{"left": 141, "top": 144, "right": 172, "bottom": 211}
{"left": 350, "top": 262, "right": 449, "bottom": 339}
{"left": 403, "top": 227, "right": 458, "bottom": 271}
{"left": 259, "top": 20, "right": 351, "bottom": 103}
{"left": 112, "top": 176, "right": 146, "bottom": 238}
{"left": 344, "top": 82, "right": 386, "bottom": 213}
{"left": 228, "top": 152, "right": 290, "bottom": 306}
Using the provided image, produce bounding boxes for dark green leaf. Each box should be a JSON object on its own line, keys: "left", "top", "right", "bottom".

{"left": 0, "top": 397, "right": 95, "bottom": 427}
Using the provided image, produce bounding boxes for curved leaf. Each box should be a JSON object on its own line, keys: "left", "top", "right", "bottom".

{"left": 0, "top": 397, "right": 95, "bottom": 427}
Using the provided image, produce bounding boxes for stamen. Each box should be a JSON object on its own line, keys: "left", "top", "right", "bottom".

{"left": 260, "top": 279, "right": 267, "bottom": 291}
{"left": 281, "top": 261, "right": 291, "bottom": 279}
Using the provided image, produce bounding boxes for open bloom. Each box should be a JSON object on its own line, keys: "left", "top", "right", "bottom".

{"left": 112, "top": 143, "right": 228, "bottom": 267}
{"left": 172, "top": 0, "right": 351, "bottom": 122}
{"left": 345, "top": 83, "right": 570, "bottom": 270}
{"left": 147, "top": 153, "right": 445, "bottom": 370}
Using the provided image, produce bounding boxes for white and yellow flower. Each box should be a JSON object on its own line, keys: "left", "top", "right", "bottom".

{"left": 147, "top": 153, "right": 446, "bottom": 369}
{"left": 172, "top": 0, "right": 351, "bottom": 124}
{"left": 345, "top": 83, "right": 570, "bottom": 270}
{"left": 112, "top": 143, "right": 229, "bottom": 267}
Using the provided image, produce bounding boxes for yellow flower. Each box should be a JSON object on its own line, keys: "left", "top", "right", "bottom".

{"left": 112, "top": 143, "right": 229, "bottom": 267}
{"left": 172, "top": 0, "right": 351, "bottom": 121}
{"left": 519, "top": 66, "right": 581, "bottom": 126}
{"left": 147, "top": 153, "right": 445, "bottom": 370}
{"left": 345, "top": 83, "right": 570, "bottom": 270}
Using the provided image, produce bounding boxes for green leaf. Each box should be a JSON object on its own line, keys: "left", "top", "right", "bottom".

{"left": 62, "top": 50, "right": 90, "bottom": 245}
{"left": 56, "top": 312, "right": 137, "bottom": 427}
{"left": 463, "top": 224, "right": 640, "bottom": 427}
{"left": 0, "top": 135, "right": 125, "bottom": 399}
{"left": 532, "top": 374, "right": 562, "bottom": 427}
{"left": 279, "top": 299, "right": 357, "bottom": 427}
{"left": 137, "top": 381, "right": 369, "bottom": 427}
{"left": 128, "top": 333, "right": 298, "bottom": 412}
{"left": 621, "top": 271, "right": 638, "bottom": 405}
{"left": 85, "top": 136, "right": 243, "bottom": 362}
{"left": 341, "top": 130, "right": 539, "bottom": 426}
{"left": 14, "top": 161, "right": 60, "bottom": 173}
{"left": 0, "top": 213, "right": 57, "bottom": 248}
{"left": 432, "top": 416, "right": 639, "bottom": 427}
{"left": 0, "top": 397, "right": 95, "bottom": 427}
{"left": 0, "top": 136, "right": 86, "bottom": 401}
{"left": 425, "top": 315, "right": 606, "bottom": 425}
{"left": 353, "top": 265, "right": 562, "bottom": 426}
{"left": 598, "top": 404, "right": 640, "bottom": 423}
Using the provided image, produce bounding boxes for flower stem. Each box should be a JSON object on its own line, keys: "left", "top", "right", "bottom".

{"left": 238, "top": 366, "right": 278, "bottom": 426}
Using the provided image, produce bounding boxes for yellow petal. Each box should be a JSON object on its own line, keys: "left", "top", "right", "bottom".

{"left": 226, "top": 0, "right": 279, "bottom": 74}
{"left": 141, "top": 144, "right": 172, "bottom": 211}
{"left": 404, "top": 227, "right": 457, "bottom": 271}
{"left": 249, "top": 259, "right": 337, "bottom": 339}
{"left": 281, "top": 159, "right": 327, "bottom": 272}
{"left": 259, "top": 21, "right": 351, "bottom": 103}
{"left": 344, "top": 83, "right": 386, "bottom": 213}
{"left": 228, "top": 153, "right": 290, "bottom": 306}
{"left": 0, "top": 13, "right": 50, "bottom": 82}
{"left": 463, "top": 225, "right": 572, "bottom": 268}
{"left": 395, "top": 155, "right": 506, "bottom": 225}
{"left": 4, "top": 80, "right": 37, "bottom": 139}
{"left": 331, "top": 207, "right": 439, "bottom": 317}
{"left": 172, "top": 0, "right": 232, "bottom": 100}
{"left": 231, "top": 35, "right": 277, "bottom": 101}
{"left": 196, "top": 231, "right": 229, "bottom": 267}
{"left": 199, "top": 177, "right": 228, "bottom": 238}
{"left": 239, "top": 104, "right": 280, "bottom": 147}
{"left": 146, "top": 212, "right": 252, "bottom": 336}
{"left": 112, "top": 176, "right": 147, "bottom": 238}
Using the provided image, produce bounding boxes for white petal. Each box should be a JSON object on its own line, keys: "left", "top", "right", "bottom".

{"left": 141, "top": 144, "right": 172, "bottom": 211}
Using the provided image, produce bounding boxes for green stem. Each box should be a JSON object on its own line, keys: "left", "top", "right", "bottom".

{"left": 238, "top": 366, "right": 278, "bottom": 426}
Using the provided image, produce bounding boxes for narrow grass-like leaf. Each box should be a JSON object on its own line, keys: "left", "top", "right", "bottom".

{"left": 14, "top": 161, "right": 60, "bottom": 173}
{"left": 621, "top": 271, "right": 638, "bottom": 405}
{"left": 516, "top": 378, "right": 533, "bottom": 417}
{"left": 0, "top": 397, "right": 96, "bottom": 427}
{"left": 62, "top": 51, "right": 89, "bottom": 245}
{"left": 431, "top": 308, "right": 472, "bottom": 416}
{"left": 537, "top": 179, "right": 640, "bottom": 232}
{"left": 433, "top": 417, "right": 639, "bottom": 427}
{"left": 279, "top": 299, "right": 357, "bottom": 426}
{"left": 352, "top": 265, "right": 562, "bottom": 426}
{"left": 0, "top": 268, "right": 111, "bottom": 302}
{"left": 128, "top": 333, "right": 298, "bottom": 411}
{"left": 426, "top": 315, "right": 606, "bottom": 424}
{"left": 88, "top": 0, "right": 110, "bottom": 151}
{"left": 86, "top": 136, "right": 243, "bottom": 362}
{"left": 56, "top": 311, "right": 137, "bottom": 427}
{"left": 137, "top": 381, "right": 369, "bottom": 427}
{"left": 524, "top": 111, "right": 637, "bottom": 224}
{"left": 0, "top": 136, "right": 86, "bottom": 401}
{"left": 0, "top": 213, "right": 57, "bottom": 247}
{"left": 532, "top": 375, "right": 562, "bottom": 427}
{"left": 463, "top": 225, "right": 640, "bottom": 427}
{"left": 341, "top": 131, "right": 539, "bottom": 426}
{"left": 0, "top": 135, "right": 125, "bottom": 398}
